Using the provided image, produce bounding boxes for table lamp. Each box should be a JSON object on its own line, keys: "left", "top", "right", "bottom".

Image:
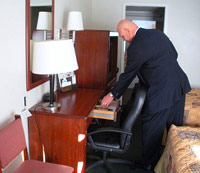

{"left": 32, "top": 39, "right": 78, "bottom": 111}
{"left": 36, "top": 11, "right": 52, "bottom": 40}
{"left": 66, "top": 11, "right": 84, "bottom": 43}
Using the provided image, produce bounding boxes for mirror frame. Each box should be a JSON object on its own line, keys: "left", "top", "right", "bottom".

{"left": 26, "top": 0, "right": 54, "bottom": 91}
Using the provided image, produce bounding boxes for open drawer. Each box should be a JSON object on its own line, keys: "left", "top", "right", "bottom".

{"left": 89, "top": 100, "right": 119, "bottom": 121}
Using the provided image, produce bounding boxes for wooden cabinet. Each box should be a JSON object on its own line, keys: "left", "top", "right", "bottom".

{"left": 28, "top": 88, "right": 103, "bottom": 173}
{"left": 75, "top": 30, "right": 118, "bottom": 94}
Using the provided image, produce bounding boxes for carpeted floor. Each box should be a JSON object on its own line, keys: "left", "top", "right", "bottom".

{"left": 86, "top": 163, "right": 152, "bottom": 173}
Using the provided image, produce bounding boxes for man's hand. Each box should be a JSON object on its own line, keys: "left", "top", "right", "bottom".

{"left": 101, "top": 93, "right": 114, "bottom": 109}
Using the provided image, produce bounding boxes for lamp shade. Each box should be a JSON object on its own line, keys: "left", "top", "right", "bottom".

{"left": 66, "top": 11, "right": 84, "bottom": 31}
{"left": 32, "top": 39, "right": 78, "bottom": 75}
{"left": 36, "top": 11, "right": 52, "bottom": 30}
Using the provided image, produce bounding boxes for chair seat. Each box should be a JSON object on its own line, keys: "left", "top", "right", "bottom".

{"left": 14, "top": 160, "right": 74, "bottom": 173}
{"left": 91, "top": 132, "right": 121, "bottom": 149}
{"left": 95, "top": 141, "right": 120, "bottom": 149}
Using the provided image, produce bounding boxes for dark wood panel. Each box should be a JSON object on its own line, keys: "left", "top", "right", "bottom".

{"left": 108, "top": 37, "right": 118, "bottom": 82}
{"left": 75, "top": 30, "right": 109, "bottom": 90}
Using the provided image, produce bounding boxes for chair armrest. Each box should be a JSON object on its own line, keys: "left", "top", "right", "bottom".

{"left": 88, "top": 127, "right": 132, "bottom": 136}
{"left": 87, "top": 127, "right": 132, "bottom": 149}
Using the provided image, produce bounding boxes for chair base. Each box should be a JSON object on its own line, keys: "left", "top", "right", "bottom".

{"left": 86, "top": 151, "right": 134, "bottom": 173}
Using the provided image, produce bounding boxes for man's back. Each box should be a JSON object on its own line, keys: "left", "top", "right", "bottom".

{"left": 128, "top": 28, "right": 191, "bottom": 113}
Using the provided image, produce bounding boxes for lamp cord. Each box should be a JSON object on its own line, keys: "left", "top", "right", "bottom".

{"left": 33, "top": 105, "right": 44, "bottom": 151}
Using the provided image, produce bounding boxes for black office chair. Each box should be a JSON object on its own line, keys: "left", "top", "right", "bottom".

{"left": 86, "top": 84, "right": 147, "bottom": 173}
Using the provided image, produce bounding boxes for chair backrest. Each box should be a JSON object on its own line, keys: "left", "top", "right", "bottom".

{"left": 120, "top": 84, "right": 146, "bottom": 148}
{"left": 0, "top": 118, "right": 26, "bottom": 169}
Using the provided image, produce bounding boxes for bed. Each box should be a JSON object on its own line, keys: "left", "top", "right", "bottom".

{"left": 155, "top": 88, "right": 200, "bottom": 173}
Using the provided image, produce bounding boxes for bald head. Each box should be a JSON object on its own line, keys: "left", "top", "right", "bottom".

{"left": 117, "top": 19, "right": 138, "bottom": 42}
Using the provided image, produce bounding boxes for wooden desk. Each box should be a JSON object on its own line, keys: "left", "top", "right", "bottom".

{"left": 28, "top": 88, "right": 103, "bottom": 173}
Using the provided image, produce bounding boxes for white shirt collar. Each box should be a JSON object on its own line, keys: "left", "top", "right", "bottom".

{"left": 134, "top": 27, "right": 140, "bottom": 36}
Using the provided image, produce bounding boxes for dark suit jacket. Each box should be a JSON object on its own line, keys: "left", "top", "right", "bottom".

{"left": 112, "top": 28, "right": 191, "bottom": 114}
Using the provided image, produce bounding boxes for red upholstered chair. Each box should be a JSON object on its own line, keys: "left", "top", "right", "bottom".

{"left": 0, "top": 118, "right": 74, "bottom": 173}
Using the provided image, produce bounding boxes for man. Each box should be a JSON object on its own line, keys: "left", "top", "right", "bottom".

{"left": 101, "top": 19, "right": 191, "bottom": 170}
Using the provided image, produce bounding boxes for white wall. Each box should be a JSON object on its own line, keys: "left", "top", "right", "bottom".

{"left": 0, "top": 1, "right": 27, "bottom": 128}
{"left": 91, "top": 0, "right": 200, "bottom": 88}
{"left": 167, "top": 0, "right": 200, "bottom": 88}
{"left": 55, "top": 0, "right": 92, "bottom": 35}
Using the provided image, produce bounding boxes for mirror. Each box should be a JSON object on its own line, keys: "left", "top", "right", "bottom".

{"left": 26, "top": 0, "right": 54, "bottom": 90}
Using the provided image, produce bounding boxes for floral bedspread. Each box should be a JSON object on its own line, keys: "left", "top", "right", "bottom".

{"left": 184, "top": 88, "right": 200, "bottom": 127}
{"left": 162, "top": 125, "right": 200, "bottom": 173}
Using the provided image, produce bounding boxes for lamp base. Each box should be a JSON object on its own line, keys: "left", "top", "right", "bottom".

{"left": 42, "top": 102, "right": 61, "bottom": 112}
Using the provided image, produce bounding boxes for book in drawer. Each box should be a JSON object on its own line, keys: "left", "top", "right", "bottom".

{"left": 89, "top": 100, "right": 119, "bottom": 121}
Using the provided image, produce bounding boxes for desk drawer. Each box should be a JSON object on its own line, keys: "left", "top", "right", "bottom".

{"left": 89, "top": 100, "right": 119, "bottom": 121}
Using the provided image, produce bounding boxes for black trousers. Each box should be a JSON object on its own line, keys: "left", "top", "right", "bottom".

{"left": 141, "top": 95, "right": 186, "bottom": 168}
